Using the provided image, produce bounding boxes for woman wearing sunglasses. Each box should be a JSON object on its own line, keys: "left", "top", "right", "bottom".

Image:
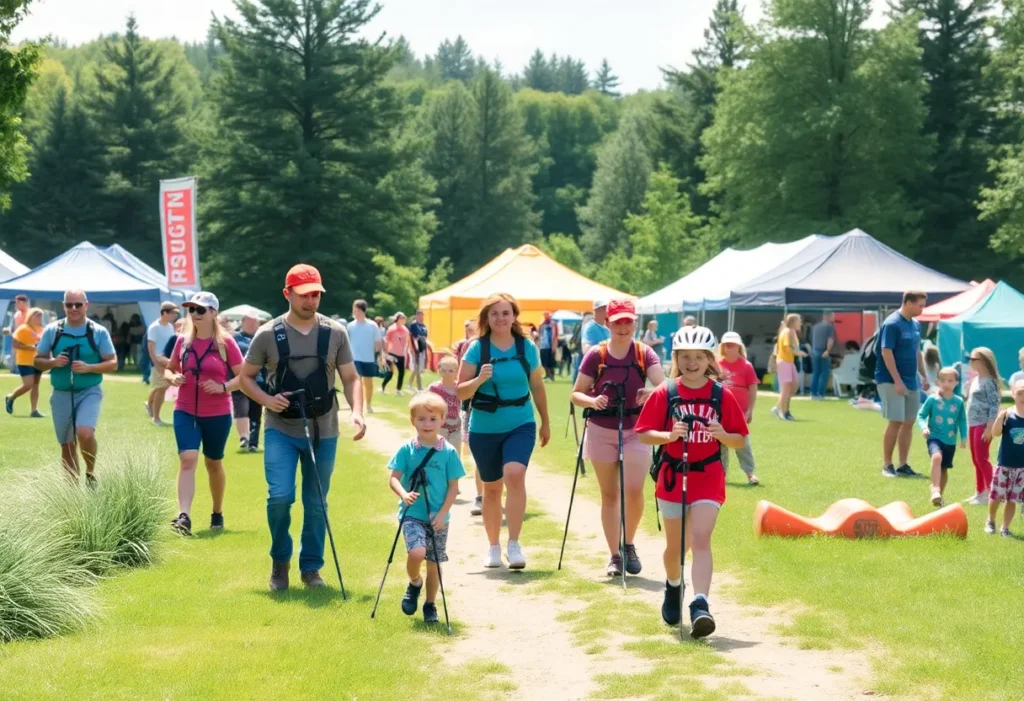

{"left": 165, "top": 292, "right": 245, "bottom": 536}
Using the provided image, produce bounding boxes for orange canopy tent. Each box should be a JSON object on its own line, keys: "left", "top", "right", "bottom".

{"left": 919, "top": 279, "right": 996, "bottom": 323}
{"left": 419, "top": 244, "right": 633, "bottom": 348}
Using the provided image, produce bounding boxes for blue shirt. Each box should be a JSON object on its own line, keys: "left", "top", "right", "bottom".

{"left": 539, "top": 321, "right": 555, "bottom": 350}
{"left": 875, "top": 311, "right": 921, "bottom": 390}
{"left": 917, "top": 393, "right": 967, "bottom": 446}
{"left": 998, "top": 410, "right": 1024, "bottom": 468}
{"left": 346, "top": 319, "right": 381, "bottom": 363}
{"left": 464, "top": 336, "right": 541, "bottom": 434}
{"left": 388, "top": 439, "right": 466, "bottom": 522}
{"left": 582, "top": 320, "right": 611, "bottom": 351}
{"left": 408, "top": 321, "right": 428, "bottom": 353}
{"left": 38, "top": 320, "right": 116, "bottom": 391}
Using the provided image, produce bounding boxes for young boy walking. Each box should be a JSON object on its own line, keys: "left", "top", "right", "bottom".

{"left": 388, "top": 393, "right": 465, "bottom": 624}
{"left": 917, "top": 367, "right": 967, "bottom": 507}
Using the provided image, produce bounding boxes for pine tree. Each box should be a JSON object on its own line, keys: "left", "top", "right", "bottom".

{"left": 89, "top": 15, "right": 188, "bottom": 265}
{"left": 436, "top": 35, "right": 475, "bottom": 83}
{"left": 555, "top": 57, "right": 589, "bottom": 95}
{"left": 0, "top": 0, "right": 39, "bottom": 212}
{"left": 593, "top": 59, "right": 620, "bottom": 97}
{"left": 523, "top": 49, "right": 554, "bottom": 92}
{"left": 200, "top": 0, "right": 435, "bottom": 312}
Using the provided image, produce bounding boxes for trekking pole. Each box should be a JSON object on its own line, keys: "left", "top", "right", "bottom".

{"left": 557, "top": 413, "right": 589, "bottom": 570}
{"left": 68, "top": 346, "right": 78, "bottom": 446}
{"left": 614, "top": 384, "right": 627, "bottom": 590}
{"left": 293, "top": 389, "right": 347, "bottom": 600}
{"left": 420, "top": 469, "right": 453, "bottom": 634}
{"left": 371, "top": 499, "right": 413, "bottom": 619}
{"left": 677, "top": 413, "right": 693, "bottom": 643}
{"left": 652, "top": 447, "right": 662, "bottom": 532}
{"left": 567, "top": 403, "right": 585, "bottom": 475}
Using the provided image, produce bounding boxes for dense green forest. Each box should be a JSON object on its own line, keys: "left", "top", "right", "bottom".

{"left": 3, "top": 0, "right": 1024, "bottom": 314}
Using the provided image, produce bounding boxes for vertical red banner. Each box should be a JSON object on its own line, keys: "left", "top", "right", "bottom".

{"left": 159, "top": 176, "right": 200, "bottom": 291}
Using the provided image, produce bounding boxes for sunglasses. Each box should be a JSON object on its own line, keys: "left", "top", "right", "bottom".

{"left": 63, "top": 302, "right": 84, "bottom": 309}
{"left": 188, "top": 306, "right": 208, "bottom": 316}
{"left": 162, "top": 309, "right": 177, "bottom": 315}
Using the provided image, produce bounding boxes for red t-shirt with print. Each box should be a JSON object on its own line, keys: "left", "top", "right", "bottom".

{"left": 634, "top": 378, "right": 748, "bottom": 505}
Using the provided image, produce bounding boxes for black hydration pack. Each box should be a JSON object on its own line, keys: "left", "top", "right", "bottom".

{"left": 471, "top": 335, "right": 531, "bottom": 413}
{"left": 650, "top": 380, "right": 724, "bottom": 490}
{"left": 267, "top": 319, "right": 336, "bottom": 421}
{"left": 52, "top": 319, "right": 101, "bottom": 358}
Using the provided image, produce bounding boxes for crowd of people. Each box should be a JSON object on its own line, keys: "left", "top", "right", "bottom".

{"left": 9, "top": 272, "right": 1022, "bottom": 641}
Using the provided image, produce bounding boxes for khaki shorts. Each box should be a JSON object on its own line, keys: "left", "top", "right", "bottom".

{"left": 150, "top": 366, "right": 170, "bottom": 389}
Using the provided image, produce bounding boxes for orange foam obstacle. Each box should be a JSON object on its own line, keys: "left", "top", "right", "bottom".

{"left": 753, "top": 499, "right": 968, "bottom": 539}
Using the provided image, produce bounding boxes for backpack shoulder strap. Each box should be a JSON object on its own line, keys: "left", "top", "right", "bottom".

{"left": 476, "top": 336, "right": 491, "bottom": 376}
{"left": 316, "top": 321, "right": 331, "bottom": 363}
{"left": 83, "top": 320, "right": 100, "bottom": 355}
{"left": 272, "top": 321, "right": 290, "bottom": 363}
{"left": 710, "top": 380, "right": 724, "bottom": 414}
{"left": 664, "top": 379, "right": 680, "bottom": 426}
{"left": 595, "top": 341, "right": 609, "bottom": 383}
{"left": 634, "top": 342, "right": 648, "bottom": 377}
{"left": 53, "top": 319, "right": 66, "bottom": 348}
{"left": 516, "top": 335, "right": 530, "bottom": 377}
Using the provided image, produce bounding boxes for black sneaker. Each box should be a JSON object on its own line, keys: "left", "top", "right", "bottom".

{"left": 239, "top": 436, "right": 249, "bottom": 451}
{"left": 85, "top": 473, "right": 98, "bottom": 490}
{"left": 401, "top": 581, "right": 422, "bottom": 616}
{"left": 895, "top": 464, "right": 920, "bottom": 478}
{"left": 606, "top": 554, "right": 623, "bottom": 577}
{"left": 661, "top": 581, "right": 682, "bottom": 625}
{"left": 30, "top": 410, "right": 45, "bottom": 418}
{"left": 171, "top": 512, "right": 192, "bottom": 537}
{"left": 210, "top": 512, "right": 224, "bottom": 530}
{"left": 423, "top": 602, "right": 439, "bottom": 624}
{"left": 4, "top": 394, "right": 13, "bottom": 414}
{"left": 784, "top": 412, "right": 796, "bottom": 422}
{"left": 624, "top": 544, "right": 642, "bottom": 575}
{"left": 882, "top": 464, "right": 897, "bottom": 478}
{"left": 689, "top": 597, "right": 716, "bottom": 639}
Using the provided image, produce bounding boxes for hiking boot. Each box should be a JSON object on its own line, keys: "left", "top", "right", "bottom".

{"left": 301, "top": 570, "right": 326, "bottom": 588}
{"left": 30, "top": 410, "right": 45, "bottom": 418}
{"left": 401, "top": 581, "right": 422, "bottom": 615}
{"left": 506, "top": 540, "right": 526, "bottom": 570}
{"left": 210, "top": 512, "right": 224, "bottom": 530}
{"left": 606, "top": 554, "right": 623, "bottom": 577}
{"left": 881, "top": 464, "right": 897, "bottom": 478}
{"left": 269, "top": 561, "right": 289, "bottom": 591}
{"left": 171, "top": 512, "right": 192, "bottom": 537}
{"left": 483, "top": 544, "right": 502, "bottom": 568}
{"left": 661, "top": 581, "right": 682, "bottom": 625}
{"left": 4, "top": 394, "right": 13, "bottom": 414}
{"left": 470, "top": 496, "right": 483, "bottom": 516}
{"left": 984, "top": 520, "right": 996, "bottom": 535}
{"left": 624, "top": 544, "right": 642, "bottom": 575}
{"left": 85, "top": 473, "right": 98, "bottom": 490}
{"left": 689, "top": 597, "right": 716, "bottom": 639}
{"left": 895, "top": 464, "right": 919, "bottom": 478}
{"left": 239, "top": 436, "right": 249, "bottom": 451}
{"left": 423, "top": 602, "right": 439, "bottom": 624}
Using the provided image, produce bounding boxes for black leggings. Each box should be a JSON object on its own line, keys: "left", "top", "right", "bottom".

{"left": 383, "top": 354, "right": 405, "bottom": 391}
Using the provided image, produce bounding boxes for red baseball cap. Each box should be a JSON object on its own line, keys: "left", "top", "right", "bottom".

{"left": 285, "top": 264, "right": 325, "bottom": 295}
{"left": 607, "top": 299, "right": 637, "bottom": 323}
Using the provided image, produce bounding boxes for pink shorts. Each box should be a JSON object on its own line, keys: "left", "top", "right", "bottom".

{"left": 989, "top": 466, "right": 1024, "bottom": 503}
{"left": 776, "top": 361, "right": 798, "bottom": 384}
{"left": 583, "top": 424, "right": 649, "bottom": 463}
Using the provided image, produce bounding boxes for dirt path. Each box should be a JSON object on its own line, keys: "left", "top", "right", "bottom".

{"left": 360, "top": 413, "right": 884, "bottom": 701}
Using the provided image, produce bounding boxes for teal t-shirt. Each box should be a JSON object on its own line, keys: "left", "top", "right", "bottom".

{"left": 464, "top": 336, "right": 541, "bottom": 434}
{"left": 37, "top": 320, "right": 115, "bottom": 392}
{"left": 388, "top": 440, "right": 466, "bottom": 523}
{"left": 917, "top": 393, "right": 967, "bottom": 446}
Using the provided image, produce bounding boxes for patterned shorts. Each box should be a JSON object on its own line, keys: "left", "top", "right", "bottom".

{"left": 989, "top": 466, "right": 1024, "bottom": 503}
{"left": 402, "top": 519, "right": 449, "bottom": 563}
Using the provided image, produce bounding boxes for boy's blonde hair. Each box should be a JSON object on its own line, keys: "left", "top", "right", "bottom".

{"left": 668, "top": 349, "right": 722, "bottom": 381}
{"left": 438, "top": 355, "right": 459, "bottom": 372}
{"left": 937, "top": 366, "right": 959, "bottom": 382}
{"left": 409, "top": 392, "right": 447, "bottom": 419}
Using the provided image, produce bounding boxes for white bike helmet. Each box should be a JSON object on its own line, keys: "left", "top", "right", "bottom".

{"left": 672, "top": 325, "right": 717, "bottom": 351}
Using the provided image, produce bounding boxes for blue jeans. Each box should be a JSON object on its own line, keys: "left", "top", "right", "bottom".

{"left": 810, "top": 353, "right": 830, "bottom": 397}
{"left": 140, "top": 349, "right": 151, "bottom": 383}
{"left": 263, "top": 429, "right": 338, "bottom": 573}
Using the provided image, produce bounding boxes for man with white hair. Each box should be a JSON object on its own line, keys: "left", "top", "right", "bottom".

{"left": 232, "top": 311, "right": 265, "bottom": 451}
{"left": 581, "top": 299, "right": 612, "bottom": 355}
{"left": 35, "top": 290, "right": 117, "bottom": 482}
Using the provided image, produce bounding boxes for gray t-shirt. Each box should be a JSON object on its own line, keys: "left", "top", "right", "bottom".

{"left": 245, "top": 314, "right": 353, "bottom": 439}
{"left": 810, "top": 321, "right": 835, "bottom": 352}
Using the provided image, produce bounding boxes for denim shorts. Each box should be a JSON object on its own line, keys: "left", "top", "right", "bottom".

{"left": 469, "top": 422, "right": 536, "bottom": 483}
{"left": 173, "top": 410, "right": 233, "bottom": 460}
{"left": 354, "top": 361, "right": 378, "bottom": 378}
{"left": 16, "top": 364, "right": 41, "bottom": 377}
{"left": 927, "top": 439, "right": 956, "bottom": 469}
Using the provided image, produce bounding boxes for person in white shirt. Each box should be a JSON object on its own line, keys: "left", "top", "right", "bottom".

{"left": 349, "top": 299, "right": 383, "bottom": 414}
{"left": 145, "top": 302, "right": 180, "bottom": 425}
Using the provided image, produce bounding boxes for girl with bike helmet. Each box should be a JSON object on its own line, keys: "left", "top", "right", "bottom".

{"left": 635, "top": 326, "right": 748, "bottom": 639}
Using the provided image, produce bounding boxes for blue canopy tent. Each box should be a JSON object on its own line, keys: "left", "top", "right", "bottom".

{"left": 102, "top": 244, "right": 186, "bottom": 300}
{"left": 0, "top": 242, "right": 186, "bottom": 328}
{"left": 938, "top": 281, "right": 1024, "bottom": 382}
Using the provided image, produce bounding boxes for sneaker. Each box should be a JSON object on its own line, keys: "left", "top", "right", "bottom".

{"left": 931, "top": 489, "right": 943, "bottom": 508}
{"left": 661, "top": 581, "right": 682, "bottom": 625}
{"left": 895, "top": 464, "right": 920, "bottom": 478}
{"left": 770, "top": 406, "right": 783, "bottom": 420}
{"left": 984, "top": 520, "right": 996, "bottom": 534}
{"left": 4, "top": 394, "right": 13, "bottom": 414}
{"left": 747, "top": 474, "right": 760, "bottom": 486}
{"left": 624, "top": 544, "right": 642, "bottom": 575}
{"left": 967, "top": 493, "right": 988, "bottom": 506}
{"left": 606, "top": 554, "right": 623, "bottom": 577}
{"left": 144, "top": 401, "right": 152, "bottom": 418}
{"left": 1001, "top": 527, "right": 1012, "bottom": 538}
{"left": 470, "top": 496, "right": 483, "bottom": 516}
{"left": 152, "top": 419, "right": 166, "bottom": 428}
{"left": 301, "top": 570, "right": 327, "bottom": 588}
{"left": 401, "top": 581, "right": 422, "bottom": 615}
{"left": 881, "top": 464, "right": 897, "bottom": 478}
{"left": 30, "top": 410, "right": 45, "bottom": 418}
{"left": 171, "top": 512, "right": 192, "bottom": 537}
{"left": 210, "top": 512, "right": 224, "bottom": 530}
{"left": 483, "top": 544, "right": 502, "bottom": 568}
{"left": 506, "top": 540, "right": 526, "bottom": 570}
{"left": 239, "top": 436, "right": 249, "bottom": 451}
{"left": 269, "top": 561, "right": 290, "bottom": 591}
{"left": 366, "top": 406, "right": 375, "bottom": 414}
{"left": 689, "top": 597, "right": 716, "bottom": 639}
{"left": 784, "top": 412, "right": 796, "bottom": 422}
{"left": 423, "top": 602, "right": 439, "bottom": 624}
{"left": 85, "top": 473, "right": 98, "bottom": 490}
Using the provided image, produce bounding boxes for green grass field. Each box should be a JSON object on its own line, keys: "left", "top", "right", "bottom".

{"left": 1, "top": 373, "right": 1022, "bottom": 700}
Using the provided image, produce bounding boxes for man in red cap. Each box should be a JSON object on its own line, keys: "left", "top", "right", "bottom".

{"left": 239, "top": 263, "right": 367, "bottom": 591}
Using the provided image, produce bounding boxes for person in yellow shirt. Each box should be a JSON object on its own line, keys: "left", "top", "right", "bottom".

{"left": 6, "top": 307, "right": 46, "bottom": 417}
{"left": 771, "top": 314, "right": 806, "bottom": 421}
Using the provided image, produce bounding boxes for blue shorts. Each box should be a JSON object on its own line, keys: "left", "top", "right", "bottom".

{"left": 354, "top": 361, "right": 378, "bottom": 378}
{"left": 469, "top": 423, "right": 536, "bottom": 483}
{"left": 927, "top": 438, "right": 956, "bottom": 469}
{"left": 173, "top": 410, "right": 232, "bottom": 460}
{"left": 16, "top": 364, "right": 41, "bottom": 377}
{"left": 50, "top": 386, "right": 103, "bottom": 444}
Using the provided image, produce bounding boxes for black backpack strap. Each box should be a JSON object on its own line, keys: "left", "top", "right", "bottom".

{"left": 710, "top": 381, "right": 724, "bottom": 416}
{"left": 515, "top": 335, "right": 530, "bottom": 377}
{"left": 407, "top": 447, "right": 438, "bottom": 492}
{"left": 316, "top": 321, "right": 331, "bottom": 364}
{"left": 53, "top": 319, "right": 66, "bottom": 350}
{"left": 478, "top": 336, "right": 491, "bottom": 370}
{"left": 271, "top": 321, "right": 290, "bottom": 390}
{"left": 83, "top": 320, "right": 100, "bottom": 356}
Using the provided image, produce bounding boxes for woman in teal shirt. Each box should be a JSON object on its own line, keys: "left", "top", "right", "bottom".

{"left": 458, "top": 293, "right": 551, "bottom": 571}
